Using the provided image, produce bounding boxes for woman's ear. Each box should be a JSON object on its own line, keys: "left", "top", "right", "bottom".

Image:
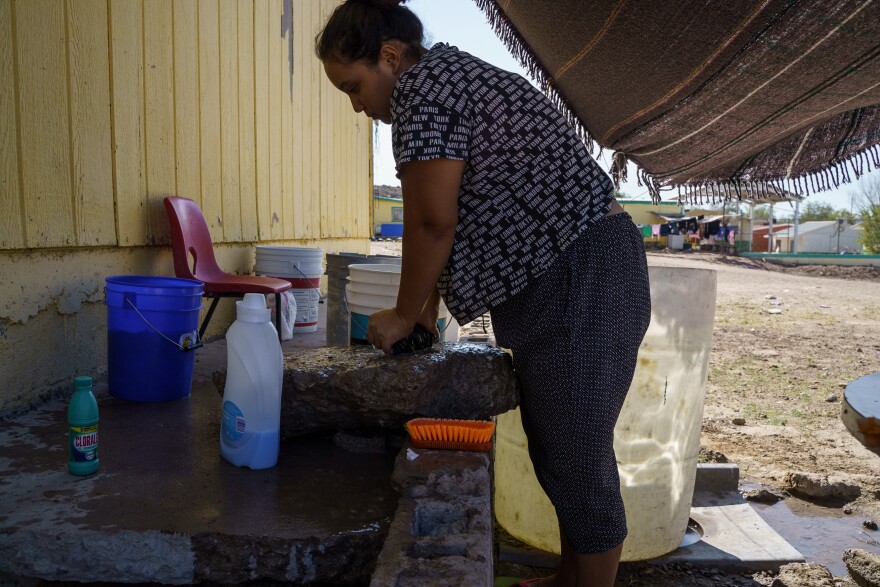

{"left": 378, "top": 42, "right": 404, "bottom": 74}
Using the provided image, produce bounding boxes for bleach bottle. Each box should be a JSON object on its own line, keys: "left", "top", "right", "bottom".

{"left": 68, "top": 375, "right": 99, "bottom": 475}
{"left": 220, "top": 293, "right": 283, "bottom": 469}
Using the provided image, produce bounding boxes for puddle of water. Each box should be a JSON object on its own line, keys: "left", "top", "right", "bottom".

{"left": 679, "top": 518, "right": 703, "bottom": 548}
{"left": 744, "top": 482, "right": 880, "bottom": 577}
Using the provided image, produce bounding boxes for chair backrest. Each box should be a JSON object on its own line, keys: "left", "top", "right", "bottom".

{"left": 163, "top": 196, "right": 227, "bottom": 281}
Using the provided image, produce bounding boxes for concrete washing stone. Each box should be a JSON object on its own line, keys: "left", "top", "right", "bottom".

{"left": 212, "top": 343, "right": 521, "bottom": 438}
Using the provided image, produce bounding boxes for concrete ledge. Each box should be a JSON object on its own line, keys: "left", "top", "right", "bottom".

{"left": 653, "top": 503, "right": 805, "bottom": 572}
{"left": 0, "top": 529, "right": 194, "bottom": 585}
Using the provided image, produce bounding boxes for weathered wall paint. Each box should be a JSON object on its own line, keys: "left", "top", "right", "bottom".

{"left": 0, "top": 238, "right": 369, "bottom": 414}
{"left": 0, "top": 0, "right": 373, "bottom": 411}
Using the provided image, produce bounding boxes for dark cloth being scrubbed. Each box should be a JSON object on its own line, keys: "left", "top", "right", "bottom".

{"left": 391, "top": 323, "right": 438, "bottom": 355}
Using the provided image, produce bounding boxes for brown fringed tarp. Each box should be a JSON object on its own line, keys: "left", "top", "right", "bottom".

{"left": 473, "top": 0, "right": 880, "bottom": 203}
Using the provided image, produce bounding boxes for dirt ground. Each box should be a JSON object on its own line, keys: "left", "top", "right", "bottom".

{"left": 647, "top": 251, "right": 880, "bottom": 518}
{"left": 371, "top": 240, "right": 880, "bottom": 585}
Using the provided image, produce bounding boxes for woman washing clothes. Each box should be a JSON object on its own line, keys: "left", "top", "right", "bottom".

{"left": 316, "top": 2, "right": 651, "bottom": 585}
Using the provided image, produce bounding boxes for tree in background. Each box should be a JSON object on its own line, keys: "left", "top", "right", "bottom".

{"left": 751, "top": 206, "right": 772, "bottom": 221}
{"left": 834, "top": 209, "right": 859, "bottom": 224}
{"left": 798, "top": 201, "right": 836, "bottom": 221}
{"left": 853, "top": 175, "right": 880, "bottom": 253}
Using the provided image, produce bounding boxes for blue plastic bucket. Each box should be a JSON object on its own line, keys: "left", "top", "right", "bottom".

{"left": 380, "top": 223, "right": 403, "bottom": 237}
{"left": 105, "top": 276, "right": 203, "bottom": 402}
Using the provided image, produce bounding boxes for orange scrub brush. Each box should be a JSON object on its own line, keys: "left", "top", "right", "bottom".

{"left": 405, "top": 418, "right": 495, "bottom": 452}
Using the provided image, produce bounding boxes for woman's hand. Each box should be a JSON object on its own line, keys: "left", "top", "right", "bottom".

{"left": 367, "top": 308, "right": 412, "bottom": 355}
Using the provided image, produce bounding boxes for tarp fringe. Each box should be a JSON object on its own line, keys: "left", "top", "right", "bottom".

{"left": 473, "top": 0, "right": 880, "bottom": 207}
{"left": 473, "top": 0, "right": 600, "bottom": 152}
{"left": 647, "top": 143, "right": 880, "bottom": 205}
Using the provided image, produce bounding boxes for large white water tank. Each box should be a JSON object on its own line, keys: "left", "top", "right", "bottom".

{"left": 494, "top": 266, "right": 717, "bottom": 560}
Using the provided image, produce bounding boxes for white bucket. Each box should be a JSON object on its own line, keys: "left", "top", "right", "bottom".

{"left": 494, "top": 266, "right": 717, "bottom": 561}
{"left": 345, "top": 264, "right": 452, "bottom": 344}
{"left": 254, "top": 246, "right": 323, "bottom": 333}
{"left": 325, "top": 254, "right": 402, "bottom": 347}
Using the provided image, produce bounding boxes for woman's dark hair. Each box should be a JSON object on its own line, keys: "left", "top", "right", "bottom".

{"left": 315, "top": 0, "right": 424, "bottom": 65}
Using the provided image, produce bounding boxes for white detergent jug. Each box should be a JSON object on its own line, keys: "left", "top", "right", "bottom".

{"left": 220, "top": 293, "right": 283, "bottom": 469}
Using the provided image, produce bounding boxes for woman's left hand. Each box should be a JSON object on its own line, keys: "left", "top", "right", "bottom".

{"left": 367, "top": 308, "right": 412, "bottom": 355}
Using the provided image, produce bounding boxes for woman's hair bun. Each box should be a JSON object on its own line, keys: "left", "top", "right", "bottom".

{"left": 316, "top": 0, "right": 423, "bottom": 64}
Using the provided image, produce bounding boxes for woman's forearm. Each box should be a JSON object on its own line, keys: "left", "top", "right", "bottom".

{"left": 396, "top": 223, "right": 455, "bottom": 326}
{"left": 394, "top": 157, "right": 466, "bottom": 327}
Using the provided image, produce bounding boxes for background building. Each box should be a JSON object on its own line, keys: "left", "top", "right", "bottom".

{"left": 770, "top": 220, "right": 863, "bottom": 253}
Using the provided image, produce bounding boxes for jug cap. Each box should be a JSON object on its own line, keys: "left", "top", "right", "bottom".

{"left": 236, "top": 293, "right": 271, "bottom": 323}
{"left": 74, "top": 376, "right": 92, "bottom": 390}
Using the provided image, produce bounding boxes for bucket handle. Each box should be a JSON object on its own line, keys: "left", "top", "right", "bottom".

{"left": 290, "top": 265, "right": 324, "bottom": 302}
{"left": 125, "top": 298, "right": 203, "bottom": 352}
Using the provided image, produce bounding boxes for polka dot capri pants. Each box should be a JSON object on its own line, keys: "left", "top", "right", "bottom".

{"left": 490, "top": 212, "right": 651, "bottom": 554}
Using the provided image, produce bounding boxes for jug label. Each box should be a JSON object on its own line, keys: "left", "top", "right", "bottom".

{"left": 70, "top": 424, "right": 98, "bottom": 462}
{"left": 222, "top": 401, "right": 246, "bottom": 442}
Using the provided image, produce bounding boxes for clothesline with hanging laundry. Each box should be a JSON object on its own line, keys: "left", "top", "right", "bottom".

{"left": 638, "top": 224, "right": 675, "bottom": 238}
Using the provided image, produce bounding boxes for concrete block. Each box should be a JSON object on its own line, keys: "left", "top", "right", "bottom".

{"left": 694, "top": 463, "right": 740, "bottom": 494}
{"left": 391, "top": 447, "right": 491, "bottom": 498}
{"left": 372, "top": 446, "right": 494, "bottom": 587}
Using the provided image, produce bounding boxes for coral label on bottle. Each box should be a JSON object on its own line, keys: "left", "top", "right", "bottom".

{"left": 222, "top": 401, "right": 245, "bottom": 442}
{"left": 70, "top": 424, "right": 98, "bottom": 462}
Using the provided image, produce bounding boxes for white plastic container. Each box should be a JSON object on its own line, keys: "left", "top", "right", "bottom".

{"left": 325, "top": 254, "right": 401, "bottom": 346}
{"left": 494, "top": 266, "right": 717, "bottom": 561}
{"left": 254, "top": 246, "right": 323, "bottom": 333}
{"left": 345, "top": 264, "right": 453, "bottom": 344}
{"left": 220, "top": 293, "right": 283, "bottom": 470}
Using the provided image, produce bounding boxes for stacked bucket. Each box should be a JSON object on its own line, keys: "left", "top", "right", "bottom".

{"left": 254, "top": 247, "right": 323, "bottom": 333}
{"left": 325, "top": 253, "right": 401, "bottom": 346}
{"left": 345, "top": 264, "right": 456, "bottom": 345}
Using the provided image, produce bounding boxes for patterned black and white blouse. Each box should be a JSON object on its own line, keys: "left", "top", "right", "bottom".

{"left": 391, "top": 43, "right": 613, "bottom": 324}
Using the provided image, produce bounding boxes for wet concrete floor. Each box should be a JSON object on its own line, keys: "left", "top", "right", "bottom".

{"left": 0, "top": 304, "right": 401, "bottom": 584}
{"left": 0, "top": 380, "right": 398, "bottom": 538}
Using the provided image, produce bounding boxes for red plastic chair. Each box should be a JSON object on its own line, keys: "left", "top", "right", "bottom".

{"left": 164, "top": 196, "right": 292, "bottom": 341}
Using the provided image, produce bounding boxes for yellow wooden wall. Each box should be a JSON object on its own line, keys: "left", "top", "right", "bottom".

{"left": 619, "top": 201, "right": 684, "bottom": 226}
{"left": 0, "top": 0, "right": 371, "bottom": 251}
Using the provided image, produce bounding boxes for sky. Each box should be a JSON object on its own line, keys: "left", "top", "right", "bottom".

{"left": 370, "top": 0, "right": 878, "bottom": 214}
